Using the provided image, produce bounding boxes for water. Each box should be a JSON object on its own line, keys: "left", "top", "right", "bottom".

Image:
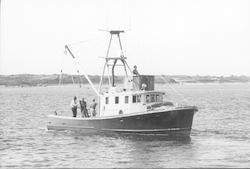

{"left": 1, "top": 83, "right": 250, "bottom": 168}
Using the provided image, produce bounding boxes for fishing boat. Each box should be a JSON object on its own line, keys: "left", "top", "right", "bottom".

{"left": 47, "top": 30, "right": 198, "bottom": 136}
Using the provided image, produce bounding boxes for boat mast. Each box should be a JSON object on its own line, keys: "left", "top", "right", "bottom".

{"left": 65, "top": 45, "right": 99, "bottom": 96}
{"left": 98, "top": 30, "right": 132, "bottom": 92}
{"left": 98, "top": 34, "right": 113, "bottom": 93}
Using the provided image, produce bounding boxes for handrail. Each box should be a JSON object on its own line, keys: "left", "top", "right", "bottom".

{"left": 160, "top": 75, "right": 190, "bottom": 105}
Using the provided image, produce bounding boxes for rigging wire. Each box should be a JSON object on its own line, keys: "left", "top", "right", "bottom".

{"left": 66, "top": 35, "right": 109, "bottom": 93}
{"left": 76, "top": 35, "right": 109, "bottom": 58}
{"left": 67, "top": 35, "right": 108, "bottom": 47}
{"left": 160, "top": 75, "right": 190, "bottom": 105}
{"left": 73, "top": 56, "right": 84, "bottom": 88}
{"left": 70, "top": 71, "right": 75, "bottom": 85}
{"left": 107, "top": 64, "right": 112, "bottom": 88}
{"left": 54, "top": 53, "right": 67, "bottom": 115}
{"left": 77, "top": 70, "right": 83, "bottom": 87}
{"left": 59, "top": 52, "right": 66, "bottom": 86}
{"left": 66, "top": 55, "right": 79, "bottom": 99}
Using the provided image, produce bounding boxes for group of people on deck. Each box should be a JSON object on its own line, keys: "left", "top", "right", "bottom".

{"left": 70, "top": 97, "right": 97, "bottom": 118}
{"left": 70, "top": 65, "right": 139, "bottom": 118}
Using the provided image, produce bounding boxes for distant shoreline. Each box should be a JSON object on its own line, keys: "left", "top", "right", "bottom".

{"left": 0, "top": 74, "right": 249, "bottom": 87}
{"left": 1, "top": 82, "right": 250, "bottom": 88}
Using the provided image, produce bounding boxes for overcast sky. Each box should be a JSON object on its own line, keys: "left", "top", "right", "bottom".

{"left": 1, "top": 0, "right": 250, "bottom": 76}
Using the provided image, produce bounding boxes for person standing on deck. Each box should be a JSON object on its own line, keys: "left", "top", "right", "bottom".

{"left": 89, "top": 99, "right": 97, "bottom": 117}
{"left": 133, "top": 65, "right": 140, "bottom": 76}
{"left": 70, "top": 96, "right": 78, "bottom": 117}
{"left": 80, "top": 98, "right": 89, "bottom": 118}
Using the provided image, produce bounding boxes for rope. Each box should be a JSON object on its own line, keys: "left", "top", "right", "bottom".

{"left": 58, "top": 52, "right": 66, "bottom": 86}
{"left": 67, "top": 35, "right": 108, "bottom": 46}
{"left": 54, "top": 53, "right": 67, "bottom": 115}
{"left": 66, "top": 55, "right": 79, "bottom": 99}
{"left": 70, "top": 74, "right": 75, "bottom": 85}
{"left": 107, "top": 64, "right": 112, "bottom": 88}
{"left": 76, "top": 68, "right": 83, "bottom": 87}
{"left": 77, "top": 35, "right": 109, "bottom": 58}
{"left": 55, "top": 35, "right": 108, "bottom": 115}
{"left": 78, "top": 70, "right": 83, "bottom": 87}
{"left": 160, "top": 75, "right": 190, "bottom": 105}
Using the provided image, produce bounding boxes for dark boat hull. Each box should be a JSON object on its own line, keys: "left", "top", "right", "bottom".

{"left": 47, "top": 106, "right": 197, "bottom": 136}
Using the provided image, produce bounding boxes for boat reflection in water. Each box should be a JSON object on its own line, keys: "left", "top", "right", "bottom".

{"left": 47, "top": 30, "right": 198, "bottom": 136}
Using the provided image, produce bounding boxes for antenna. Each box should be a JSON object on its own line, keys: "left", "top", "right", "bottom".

{"left": 129, "top": 12, "right": 131, "bottom": 31}
{"left": 106, "top": 12, "right": 109, "bottom": 31}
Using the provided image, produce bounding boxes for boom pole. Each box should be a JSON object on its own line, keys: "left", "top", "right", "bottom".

{"left": 65, "top": 45, "right": 99, "bottom": 96}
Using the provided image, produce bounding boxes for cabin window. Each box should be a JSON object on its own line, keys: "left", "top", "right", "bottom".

{"left": 156, "top": 95, "right": 160, "bottom": 102}
{"left": 146, "top": 95, "right": 150, "bottom": 103}
{"left": 106, "top": 97, "right": 109, "bottom": 104}
{"left": 132, "top": 95, "right": 137, "bottom": 103}
{"left": 137, "top": 95, "right": 141, "bottom": 102}
{"left": 125, "top": 96, "right": 129, "bottom": 103}
{"left": 151, "top": 95, "right": 155, "bottom": 102}
{"left": 132, "top": 95, "right": 141, "bottom": 103}
{"left": 115, "top": 97, "right": 119, "bottom": 104}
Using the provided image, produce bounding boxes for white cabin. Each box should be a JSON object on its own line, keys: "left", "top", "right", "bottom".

{"left": 99, "top": 75, "right": 165, "bottom": 116}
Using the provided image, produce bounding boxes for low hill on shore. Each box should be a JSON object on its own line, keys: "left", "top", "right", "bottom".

{"left": 0, "top": 74, "right": 249, "bottom": 87}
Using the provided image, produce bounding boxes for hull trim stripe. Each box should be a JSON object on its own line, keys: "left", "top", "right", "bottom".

{"left": 47, "top": 125, "right": 94, "bottom": 129}
{"left": 101, "top": 127, "right": 191, "bottom": 132}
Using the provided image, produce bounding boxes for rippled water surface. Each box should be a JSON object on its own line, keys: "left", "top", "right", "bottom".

{"left": 1, "top": 83, "right": 250, "bottom": 168}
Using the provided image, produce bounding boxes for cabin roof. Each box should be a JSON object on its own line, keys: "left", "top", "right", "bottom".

{"left": 101, "top": 90, "right": 165, "bottom": 96}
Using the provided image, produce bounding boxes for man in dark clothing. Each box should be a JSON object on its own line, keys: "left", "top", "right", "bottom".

{"left": 133, "top": 65, "right": 140, "bottom": 76}
{"left": 80, "top": 98, "right": 89, "bottom": 117}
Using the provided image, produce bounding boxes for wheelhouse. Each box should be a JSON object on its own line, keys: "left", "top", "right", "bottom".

{"left": 99, "top": 75, "right": 166, "bottom": 116}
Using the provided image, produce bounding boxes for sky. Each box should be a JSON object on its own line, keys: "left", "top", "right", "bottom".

{"left": 1, "top": 0, "right": 250, "bottom": 76}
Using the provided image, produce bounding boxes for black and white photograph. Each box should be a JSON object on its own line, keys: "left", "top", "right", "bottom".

{"left": 1, "top": 0, "right": 250, "bottom": 168}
